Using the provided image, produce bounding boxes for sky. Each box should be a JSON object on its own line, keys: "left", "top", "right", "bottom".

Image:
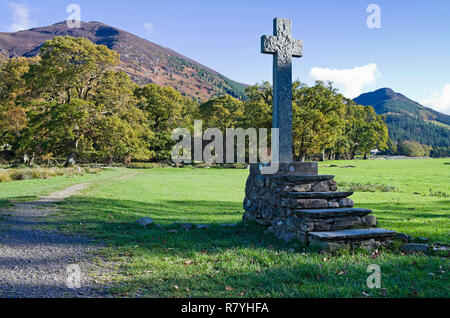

{"left": 1, "top": 0, "right": 450, "bottom": 114}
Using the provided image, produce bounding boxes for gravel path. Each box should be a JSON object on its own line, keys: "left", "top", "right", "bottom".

{"left": 0, "top": 183, "right": 111, "bottom": 298}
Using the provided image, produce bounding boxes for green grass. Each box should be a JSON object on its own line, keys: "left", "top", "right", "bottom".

{"left": 0, "top": 168, "right": 126, "bottom": 202}
{"left": 320, "top": 159, "right": 450, "bottom": 242}
{"left": 338, "top": 181, "right": 399, "bottom": 193}
{"left": 0, "top": 159, "right": 448, "bottom": 297}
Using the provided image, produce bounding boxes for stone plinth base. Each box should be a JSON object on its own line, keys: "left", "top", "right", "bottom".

{"left": 243, "top": 163, "right": 396, "bottom": 250}
{"left": 249, "top": 162, "right": 318, "bottom": 176}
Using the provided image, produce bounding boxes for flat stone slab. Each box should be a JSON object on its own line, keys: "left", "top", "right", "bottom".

{"left": 180, "top": 223, "right": 193, "bottom": 230}
{"left": 270, "top": 175, "right": 334, "bottom": 183}
{"left": 401, "top": 243, "right": 430, "bottom": 252}
{"left": 135, "top": 217, "right": 154, "bottom": 227}
{"left": 309, "top": 228, "right": 396, "bottom": 241}
{"left": 292, "top": 208, "right": 372, "bottom": 218}
{"left": 196, "top": 224, "right": 212, "bottom": 229}
{"left": 250, "top": 162, "right": 318, "bottom": 176}
{"left": 282, "top": 191, "right": 354, "bottom": 199}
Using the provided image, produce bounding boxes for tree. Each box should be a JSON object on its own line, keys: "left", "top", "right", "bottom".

{"left": 379, "top": 138, "right": 398, "bottom": 156}
{"left": 26, "top": 36, "right": 120, "bottom": 104}
{"left": 18, "top": 37, "right": 151, "bottom": 164}
{"left": 19, "top": 99, "right": 95, "bottom": 164}
{"left": 292, "top": 81, "right": 346, "bottom": 161}
{"left": 345, "top": 103, "right": 389, "bottom": 159}
{"left": 199, "top": 95, "right": 244, "bottom": 130}
{"left": 431, "top": 146, "right": 449, "bottom": 158}
{"left": 21, "top": 70, "right": 152, "bottom": 164}
{"left": 241, "top": 82, "right": 272, "bottom": 129}
{"left": 241, "top": 81, "right": 390, "bottom": 161}
{"left": 0, "top": 57, "right": 30, "bottom": 146}
{"left": 399, "top": 141, "right": 426, "bottom": 157}
{"left": 385, "top": 114, "right": 449, "bottom": 150}
{"left": 135, "top": 84, "right": 198, "bottom": 161}
{"left": 90, "top": 71, "right": 153, "bottom": 163}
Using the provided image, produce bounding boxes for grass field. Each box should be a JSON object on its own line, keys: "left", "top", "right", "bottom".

{"left": 0, "top": 159, "right": 449, "bottom": 297}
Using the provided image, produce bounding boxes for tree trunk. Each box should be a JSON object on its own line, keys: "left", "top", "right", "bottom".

{"left": 363, "top": 152, "right": 368, "bottom": 160}
{"left": 351, "top": 149, "right": 357, "bottom": 160}
{"left": 23, "top": 154, "right": 29, "bottom": 166}
{"left": 29, "top": 152, "right": 35, "bottom": 166}
{"left": 319, "top": 148, "right": 325, "bottom": 162}
{"left": 64, "top": 139, "right": 79, "bottom": 167}
{"left": 64, "top": 152, "right": 76, "bottom": 167}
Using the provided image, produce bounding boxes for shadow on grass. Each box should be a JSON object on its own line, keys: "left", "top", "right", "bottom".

{"left": 45, "top": 197, "right": 300, "bottom": 255}
{"left": 0, "top": 199, "right": 12, "bottom": 209}
{"left": 49, "top": 196, "right": 450, "bottom": 253}
{"left": 111, "top": 257, "right": 448, "bottom": 298}
{"left": 5, "top": 196, "right": 39, "bottom": 203}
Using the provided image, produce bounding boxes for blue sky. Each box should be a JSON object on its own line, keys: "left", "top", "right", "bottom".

{"left": 1, "top": 0, "right": 450, "bottom": 114}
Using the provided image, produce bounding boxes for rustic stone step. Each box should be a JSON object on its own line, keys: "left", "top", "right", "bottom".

{"left": 270, "top": 175, "right": 335, "bottom": 183}
{"left": 309, "top": 228, "right": 396, "bottom": 242}
{"left": 282, "top": 191, "right": 353, "bottom": 199}
{"left": 292, "top": 208, "right": 372, "bottom": 219}
{"left": 250, "top": 162, "right": 318, "bottom": 176}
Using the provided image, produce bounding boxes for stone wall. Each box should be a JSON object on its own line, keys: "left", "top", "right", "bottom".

{"left": 243, "top": 162, "right": 394, "bottom": 249}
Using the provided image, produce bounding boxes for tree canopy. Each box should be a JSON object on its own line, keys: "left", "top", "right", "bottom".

{"left": 0, "top": 57, "right": 31, "bottom": 145}
{"left": 3, "top": 36, "right": 150, "bottom": 165}
{"left": 233, "top": 81, "right": 389, "bottom": 161}
{"left": 135, "top": 84, "right": 198, "bottom": 161}
{"left": 0, "top": 35, "right": 421, "bottom": 165}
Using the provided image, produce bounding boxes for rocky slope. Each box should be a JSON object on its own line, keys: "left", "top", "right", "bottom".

{"left": 0, "top": 21, "right": 246, "bottom": 101}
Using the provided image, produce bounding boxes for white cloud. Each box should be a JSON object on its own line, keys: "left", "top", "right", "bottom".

{"left": 309, "top": 63, "right": 380, "bottom": 98}
{"left": 8, "top": 2, "right": 36, "bottom": 32}
{"left": 144, "top": 22, "right": 154, "bottom": 34}
{"left": 421, "top": 84, "right": 450, "bottom": 115}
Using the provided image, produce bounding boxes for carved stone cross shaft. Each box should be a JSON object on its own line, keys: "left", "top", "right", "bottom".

{"left": 261, "top": 18, "right": 303, "bottom": 163}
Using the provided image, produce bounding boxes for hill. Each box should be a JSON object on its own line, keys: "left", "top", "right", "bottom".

{"left": 354, "top": 88, "right": 450, "bottom": 148}
{"left": 0, "top": 21, "right": 246, "bottom": 101}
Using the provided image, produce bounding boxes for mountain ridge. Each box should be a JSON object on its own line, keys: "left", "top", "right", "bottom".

{"left": 0, "top": 21, "right": 247, "bottom": 101}
{"left": 355, "top": 88, "right": 449, "bottom": 123}
{"left": 354, "top": 88, "right": 449, "bottom": 148}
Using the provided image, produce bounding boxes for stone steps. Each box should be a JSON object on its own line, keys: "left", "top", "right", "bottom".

{"left": 309, "top": 228, "right": 396, "bottom": 242}
{"left": 292, "top": 208, "right": 372, "bottom": 218}
{"left": 270, "top": 175, "right": 335, "bottom": 183}
{"left": 282, "top": 191, "right": 353, "bottom": 199}
{"left": 244, "top": 163, "right": 397, "bottom": 250}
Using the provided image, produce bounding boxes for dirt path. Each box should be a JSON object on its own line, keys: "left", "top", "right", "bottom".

{"left": 0, "top": 183, "right": 111, "bottom": 298}
{"left": 114, "top": 171, "right": 139, "bottom": 181}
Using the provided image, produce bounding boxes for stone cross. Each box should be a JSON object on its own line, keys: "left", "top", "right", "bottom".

{"left": 261, "top": 18, "right": 303, "bottom": 163}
